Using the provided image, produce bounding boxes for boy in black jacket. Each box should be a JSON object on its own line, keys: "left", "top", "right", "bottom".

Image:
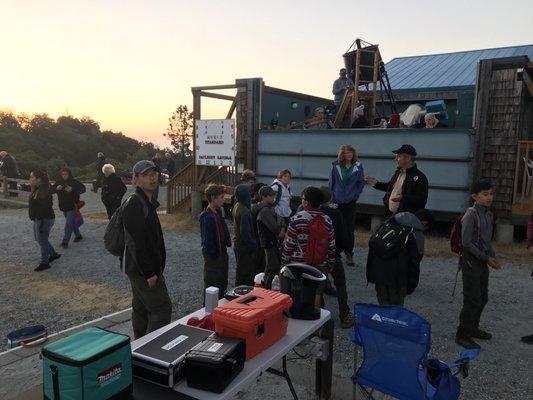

{"left": 366, "top": 209, "right": 433, "bottom": 306}
{"left": 456, "top": 181, "right": 502, "bottom": 349}
{"left": 232, "top": 184, "right": 258, "bottom": 286}
{"left": 199, "top": 184, "right": 232, "bottom": 298}
{"left": 123, "top": 160, "right": 171, "bottom": 339}
{"left": 255, "top": 186, "right": 285, "bottom": 288}
{"left": 319, "top": 187, "right": 353, "bottom": 328}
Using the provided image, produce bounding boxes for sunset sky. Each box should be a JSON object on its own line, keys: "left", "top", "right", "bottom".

{"left": 2, "top": 0, "right": 532, "bottom": 147}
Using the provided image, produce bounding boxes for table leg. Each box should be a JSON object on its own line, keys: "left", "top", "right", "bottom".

{"left": 315, "top": 318, "right": 334, "bottom": 399}
{"left": 266, "top": 356, "right": 298, "bottom": 400}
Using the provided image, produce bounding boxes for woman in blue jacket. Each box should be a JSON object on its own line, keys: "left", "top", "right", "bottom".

{"left": 329, "top": 144, "right": 365, "bottom": 266}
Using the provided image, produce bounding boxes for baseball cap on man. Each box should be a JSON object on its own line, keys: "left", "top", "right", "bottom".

{"left": 392, "top": 144, "right": 417, "bottom": 157}
{"left": 133, "top": 160, "right": 157, "bottom": 176}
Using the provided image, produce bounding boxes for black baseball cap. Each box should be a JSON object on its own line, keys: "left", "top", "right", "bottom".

{"left": 132, "top": 160, "right": 157, "bottom": 176}
{"left": 392, "top": 144, "right": 417, "bottom": 156}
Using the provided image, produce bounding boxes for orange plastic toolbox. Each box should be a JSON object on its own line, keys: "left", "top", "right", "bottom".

{"left": 213, "top": 288, "right": 293, "bottom": 360}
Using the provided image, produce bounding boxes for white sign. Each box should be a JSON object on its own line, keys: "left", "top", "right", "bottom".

{"left": 195, "top": 119, "right": 235, "bottom": 166}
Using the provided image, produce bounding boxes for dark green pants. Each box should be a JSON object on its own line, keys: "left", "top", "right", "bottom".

{"left": 262, "top": 246, "right": 281, "bottom": 289}
{"left": 204, "top": 253, "right": 229, "bottom": 299}
{"left": 234, "top": 245, "right": 257, "bottom": 287}
{"left": 129, "top": 273, "right": 172, "bottom": 340}
{"left": 375, "top": 284, "right": 407, "bottom": 306}
{"left": 331, "top": 257, "right": 351, "bottom": 318}
{"left": 457, "top": 252, "right": 489, "bottom": 336}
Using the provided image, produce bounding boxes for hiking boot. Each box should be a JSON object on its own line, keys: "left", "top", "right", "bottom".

{"left": 455, "top": 334, "right": 481, "bottom": 349}
{"left": 49, "top": 253, "right": 61, "bottom": 263}
{"left": 345, "top": 254, "right": 355, "bottom": 266}
{"left": 472, "top": 329, "right": 492, "bottom": 340}
{"left": 60, "top": 242, "right": 68, "bottom": 248}
{"left": 34, "top": 263, "right": 51, "bottom": 272}
{"left": 340, "top": 313, "right": 354, "bottom": 329}
{"left": 521, "top": 334, "right": 533, "bottom": 345}
{"left": 73, "top": 235, "right": 83, "bottom": 243}
{"left": 324, "top": 286, "right": 338, "bottom": 297}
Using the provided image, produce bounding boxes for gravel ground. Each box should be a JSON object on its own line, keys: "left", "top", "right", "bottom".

{"left": 0, "top": 193, "right": 532, "bottom": 399}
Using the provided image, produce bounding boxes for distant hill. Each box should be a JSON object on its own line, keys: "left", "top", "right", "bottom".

{"left": 0, "top": 111, "right": 167, "bottom": 181}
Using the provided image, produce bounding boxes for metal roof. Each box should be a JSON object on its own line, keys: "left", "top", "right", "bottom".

{"left": 380, "top": 45, "right": 533, "bottom": 90}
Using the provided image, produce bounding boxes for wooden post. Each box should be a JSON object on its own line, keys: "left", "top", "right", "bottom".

{"left": 2, "top": 176, "right": 7, "bottom": 198}
{"left": 193, "top": 90, "right": 201, "bottom": 189}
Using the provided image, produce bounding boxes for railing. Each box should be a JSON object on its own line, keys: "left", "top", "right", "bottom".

{"left": 166, "top": 163, "right": 195, "bottom": 213}
{"left": 1, "top": 177, "right": 31, "bottom": 201}
{"left": 512, "top": 140, "right": 533, "bottom": 215}
{"left": 166, "top": 163, "right": 240, "bottom": 213}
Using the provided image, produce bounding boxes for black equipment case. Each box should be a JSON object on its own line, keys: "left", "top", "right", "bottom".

{"left": 184, "top": 336, "right": 245, "bottom": 393}
{"left": 131, "top": 324, "right": 212, "bottom": 388}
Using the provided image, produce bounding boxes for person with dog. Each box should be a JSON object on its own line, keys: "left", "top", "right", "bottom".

{"left": 122, "top": 160, "right": 172, "bottom": 339}
{"left": 52, "top": 167, "right": 86, "bottom": 248}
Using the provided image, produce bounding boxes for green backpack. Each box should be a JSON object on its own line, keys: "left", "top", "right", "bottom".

{"left": 42, "top": 327, "right": 132, "bottom": 400}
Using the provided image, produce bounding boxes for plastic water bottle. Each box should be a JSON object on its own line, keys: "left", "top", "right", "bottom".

{"left": 271, "top": 275, "right": 280, "bottom": 292}
{"left": 254, "top": 272, "right": 265, "bottom": 288}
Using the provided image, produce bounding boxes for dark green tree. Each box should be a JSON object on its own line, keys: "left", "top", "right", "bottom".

{"left": 164, "top": 105, "right": 193, "bottom": 166}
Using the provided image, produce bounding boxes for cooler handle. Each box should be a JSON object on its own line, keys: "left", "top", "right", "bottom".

{"left": 50, "top": 365, "right": 60, "bottom": 400}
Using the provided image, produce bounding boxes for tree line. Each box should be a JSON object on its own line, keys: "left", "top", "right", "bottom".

{"left": 0, "top": 106, "right": 193, "bottom": 181}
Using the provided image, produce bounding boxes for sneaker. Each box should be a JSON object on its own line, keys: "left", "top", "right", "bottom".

{"left": 48, "top": 253, "right": 61, "bottom": 263}
{"left": 60, "top": 243, "right": 68, "bottom": 249}
{"left": 340, "top": 313, "right": 354, "bottom": 329}
{"left": 345, "top": 254, "right": 355, "bottom": 267}
{"left": 521, "top": 334, "right": 533, "bottom": 344}
{"left": 73, "top": 235, "right": 83, "bottom": 243}
{"left": 455, "top": 334, "right": 481, "bottom": 349}
{"left": 34, "top": 263, "right": 51, "bottom": 272}
{"left": 472, "top": 328, "right": 492, "bottom": 340}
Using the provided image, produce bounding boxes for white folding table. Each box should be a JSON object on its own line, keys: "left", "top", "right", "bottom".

{"left": 131, "top": 304, "right": 334, "bottom": 400}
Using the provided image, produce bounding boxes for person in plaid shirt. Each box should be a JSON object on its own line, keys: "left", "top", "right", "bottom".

{"left": 282, "top": 186, "right": 336, "bottom": 281}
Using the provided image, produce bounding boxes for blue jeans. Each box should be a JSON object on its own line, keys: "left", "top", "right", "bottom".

{"left": 62, "top": 210, "right": 81, "bottom": 244}
{"left": 33, "top": 219, "right": 57, "bottom": 264}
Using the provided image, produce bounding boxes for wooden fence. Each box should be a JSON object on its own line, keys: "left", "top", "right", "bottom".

{"left": 1, "top": 177, "right": 31, "bottom": 200}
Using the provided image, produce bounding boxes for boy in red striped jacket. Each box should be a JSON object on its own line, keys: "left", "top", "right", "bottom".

{"left": 282, "top": 187, "right": 336, "bottom": 305}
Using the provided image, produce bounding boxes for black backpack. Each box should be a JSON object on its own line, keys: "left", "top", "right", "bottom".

{"left": 369, "top": 219, "right": 413, "bottom": 258}
{"left": 104, "top": 193, "right": 148, "bottom": 257}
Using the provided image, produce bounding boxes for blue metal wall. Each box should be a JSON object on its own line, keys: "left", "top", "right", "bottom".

{"left": 255, "top": 128, "right": 474, "bottom": 214}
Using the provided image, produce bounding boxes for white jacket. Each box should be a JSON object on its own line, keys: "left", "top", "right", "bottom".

{"left": 271, "top": 179, "right": 292, "bottom": 218}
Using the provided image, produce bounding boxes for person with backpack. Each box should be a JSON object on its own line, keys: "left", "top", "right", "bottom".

{"left": 199, "top": 184, "right": 232, "bottom": 299}
{"left": 232, "top": 184, "right": 259, "bottom": 286}
{"left": 455, "top": 180, "right": 502, "bottom": 350}
{"left": 52, "top": 167, "right": 86, "bottom": 248}
{"left": 101, "top": 163, "right": 127, "bottom": 219}
{"left": 271, "top": 169, "right": 293, "bottom": 227}
{"left": 365, "top": 144, "right": 428, "bottom": 216}
{"left": 255, "top": 186, "right": 285, "bottom": 288}
{"left": 329, "top": 144, "right": 365, "bottom": 267}
{"left": 122, "top": 160, "right": 171, "bottom": 339}
{"left": 366, "top": 209, "right": 434, "bottom": 306}
{"left": 29, "top": 170, "right": 61, "bottom": 272}
{"left": 521, "top": 213, "right": 533, "bottom": 345}
{"left": 319, "top": 186, "right": 353, "bottom": 328}
{"left": 282, "top": 186, "right": 335, "bottom": 304}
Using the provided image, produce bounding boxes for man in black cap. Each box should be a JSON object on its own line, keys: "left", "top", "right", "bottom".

{"left": 122, "top": 160, "right": 172, "bottom": 339}
{"left": 365, "top": 144, "right": 429, "bottom": 216}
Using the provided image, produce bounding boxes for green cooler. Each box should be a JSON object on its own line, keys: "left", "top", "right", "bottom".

{"left": 42, "top": 327, "right": 132, "bottom": 400}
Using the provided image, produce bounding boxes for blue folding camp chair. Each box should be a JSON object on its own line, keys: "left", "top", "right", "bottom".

{"left": 351, "top": 303, "right": 479, "bottom": 400}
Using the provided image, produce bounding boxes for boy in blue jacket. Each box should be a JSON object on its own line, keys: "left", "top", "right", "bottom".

{"left": 199, "top": 184, "right": 231, "bottom": 299}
